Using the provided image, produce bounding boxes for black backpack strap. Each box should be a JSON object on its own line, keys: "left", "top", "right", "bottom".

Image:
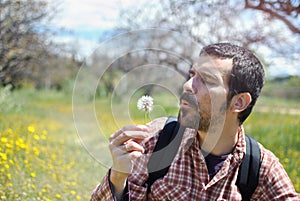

{"left": 147, "top": 116, "right": 183, "bottom": 188}
{"left": 236, "top": 135, "right": 261, "bottom": 201}
{"left": 147, "top": 120, "right": 261, "bottom": 200}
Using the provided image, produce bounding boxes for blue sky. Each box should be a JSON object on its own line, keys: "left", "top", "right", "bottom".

{"left": 50, "top": 0, "right": 122, "bottom": 56}
{"left": 51, "top": 0, "right": 300, "bottom": 78}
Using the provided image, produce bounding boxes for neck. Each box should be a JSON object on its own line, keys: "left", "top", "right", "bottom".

{"left": 198, "top": 125, "right": 240, "bottom": 156}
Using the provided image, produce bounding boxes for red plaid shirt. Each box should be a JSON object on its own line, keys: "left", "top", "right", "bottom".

{"left": 91, "top": 119, "right": 299, "bottom": 200}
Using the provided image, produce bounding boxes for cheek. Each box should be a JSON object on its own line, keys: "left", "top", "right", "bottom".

{"left": 209, "top": 88, "right": 228, "bottom": 112}
{"left": 198, "top": 87, "right": 228, "bottom": 113}
{"left": 197, "top": 94, "right": 211, "bottom": 116}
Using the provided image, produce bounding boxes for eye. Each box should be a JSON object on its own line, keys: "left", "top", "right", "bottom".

{"left": 188, "top": 69, "right": 196, "bottom": 78}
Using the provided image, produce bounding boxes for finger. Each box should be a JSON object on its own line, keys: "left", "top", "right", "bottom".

{"left": 109, "top": 140, "right": 145, "bottom": 156}
{"left": 112, "top": 131, "right": 150, "bottom": 146}
{"left": 117, "top": 150, "right": 144, "bottom": 161}
{"left": 128, "top": 151, "right": 144, "bottom": 160}
{"left": 110, "top": 124, "right": 149, "bottom": 140}
{"left": 123, "top": 141, "right": 145, "bottom": 153}
{"left": 110, "top": 132, "right": 147, "bottom": 149}
{"left": 110, "top": 125, "right": 150, "bottom": 145}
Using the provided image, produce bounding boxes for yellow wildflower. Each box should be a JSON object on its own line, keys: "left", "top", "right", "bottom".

{"left": 1, "top": 137, "right": 7, "bottom": 143}
{"left": 0, "top": 153, "right": 7, "bottom": 160}
{"left": 56, "top": 194, "right": 61, "bottom": 198}
{"left": 33, "top": 134, "right": 40, "bottom": 140}
{"left": 7, "top": 173, "right": 11, "bottom": 180}
{"left": 33, "top": 147, "right": 40, "bottom": 156}
{"left": 51, "top": 154, "right": 57, "bottom": 160}
{"left": 16, "top": 138, "right": 26, "bottom": 149}
{"left": 27, "top": 125, "right": 35, "bottom": 133}
{"left": 6, "top": 142, "right": 13, "bottom": 148}
{"left": 30, "top": 172, "right": 36, "bottom": 177}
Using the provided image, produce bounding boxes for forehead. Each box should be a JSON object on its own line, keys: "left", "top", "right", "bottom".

{"left": 193, "top": 56, "right": 233, "bottom": 75}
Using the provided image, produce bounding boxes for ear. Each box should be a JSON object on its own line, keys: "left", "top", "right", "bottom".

{"left": 229, "top": 92, "right": 252, "bottom": 112}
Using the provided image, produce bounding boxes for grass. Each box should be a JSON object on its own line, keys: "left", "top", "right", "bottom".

{"left": 0, "top": 89, "right": 103, "bottom": 200}
{"left": 0, "top": 88, "right": 299, "bottom": 200}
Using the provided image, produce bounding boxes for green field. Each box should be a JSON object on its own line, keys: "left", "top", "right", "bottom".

{"left": 0, "top": 89, "right": 299, "bottom": 200}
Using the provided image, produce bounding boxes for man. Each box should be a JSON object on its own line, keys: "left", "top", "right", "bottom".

{"left": 91, "top": 43, "right": 299, "bottom": 200}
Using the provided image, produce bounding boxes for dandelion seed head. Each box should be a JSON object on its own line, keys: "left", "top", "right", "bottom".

{"left": 137, "top": 95, "right": 153, "bottom": 112}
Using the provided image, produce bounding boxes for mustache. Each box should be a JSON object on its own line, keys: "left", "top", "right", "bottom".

{"left": 180, "top": 92, "right": 198, "bottom": 109}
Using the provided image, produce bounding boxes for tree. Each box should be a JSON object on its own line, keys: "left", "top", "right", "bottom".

{"left": 0, "top": 0, "right": 55, "bottom": 87}
{"left": 245, "top": 0, "right": 300, "bottom": 34}
{"left": 113, "top": 0, "right": 299, "bottom": 78}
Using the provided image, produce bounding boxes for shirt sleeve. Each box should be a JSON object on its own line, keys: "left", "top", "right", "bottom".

{"left": 90, "top": 169, "right": 129, "bottom": 201}
{"left": 109, "top": 175, "right": 129, "bottom": 201}
{"left": 253, "top": 148, "right": 300, "bottom": 200}
{"left": 90, "top": 118, "right": 166, "bottom": 201}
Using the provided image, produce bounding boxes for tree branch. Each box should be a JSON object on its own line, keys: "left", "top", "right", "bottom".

{"left": 245, "top": 0, "right": 300, "bottom": 34}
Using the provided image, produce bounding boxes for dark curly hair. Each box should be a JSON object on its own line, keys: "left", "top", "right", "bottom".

{"left": 200, "top": 42, "right": 265, "bottom": 124}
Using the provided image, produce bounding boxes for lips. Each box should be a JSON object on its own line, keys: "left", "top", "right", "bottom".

{"left": 180, "top": 99, "right": 190, "bottom": 106}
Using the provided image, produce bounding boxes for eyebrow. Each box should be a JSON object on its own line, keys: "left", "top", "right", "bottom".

{"left": 200, "top": 71, "right": 218, "bottom": 80}
{"left": 192, "top": 66, "right": 220, "bottom": 81}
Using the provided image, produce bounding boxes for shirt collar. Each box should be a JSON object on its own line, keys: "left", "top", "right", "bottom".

{"left": 232, "top": 126, "right": 246, "bottom": 162}
{"left": 180, "top": 125, "right": 246, "bottom": 161}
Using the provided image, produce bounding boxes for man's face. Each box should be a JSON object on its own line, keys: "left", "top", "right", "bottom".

{"left": 179, "top": 56, "right": 232, "bottom": 132}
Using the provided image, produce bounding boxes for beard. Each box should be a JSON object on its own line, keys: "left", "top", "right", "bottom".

{"left": 178, "top": 92, "right": 228, "bottom": 132}
{"left": 178, "top": 106, "right": 210, "bottom": 132}
{"left": 178, "top": 93, "right": 210, "bottom": 131}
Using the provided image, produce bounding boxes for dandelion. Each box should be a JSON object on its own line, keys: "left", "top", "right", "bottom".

{"left": 137, "top": 95, "right": 154, "bottom": 123}
{"left": 137, "top": 95, "right": 153, "bottom": 112}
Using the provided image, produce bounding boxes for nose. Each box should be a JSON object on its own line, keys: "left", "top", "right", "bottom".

{"left": 183, "top": 78, "right": 197, "bottom": 94}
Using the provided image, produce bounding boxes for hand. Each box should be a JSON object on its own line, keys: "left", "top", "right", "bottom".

{"left": 109, "top": 124, "right": 150, "bottom": 196}
{"left": 109, "top": 124, "right": 149, "bottom": 174}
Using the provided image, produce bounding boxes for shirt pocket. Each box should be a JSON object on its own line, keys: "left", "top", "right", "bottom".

{"left": 148, "top": 176, "right": 190, "bottom": 201}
